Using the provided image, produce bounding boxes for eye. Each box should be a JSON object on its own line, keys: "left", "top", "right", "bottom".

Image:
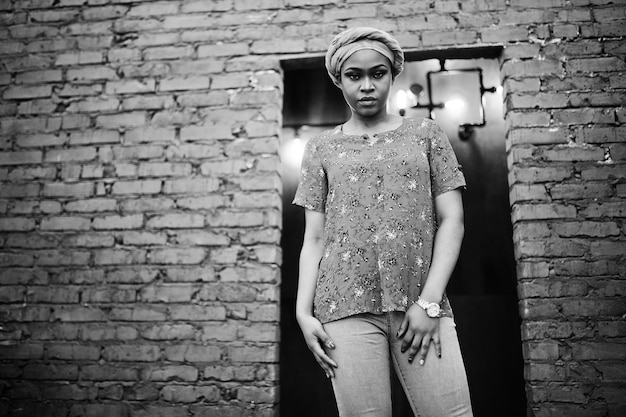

{"left": 373, "top": 70, "right": 387, "bottom": 79}
{"left": 347, "top": 73, "right": 360, "bottom": 81}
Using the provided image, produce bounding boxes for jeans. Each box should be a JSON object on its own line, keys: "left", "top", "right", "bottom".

{"left": 324, "top": 312, "right": 473, "bottom": 417}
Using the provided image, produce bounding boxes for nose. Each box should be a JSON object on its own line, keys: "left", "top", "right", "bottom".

{"left": 360, "top": 76, "right": 374, "bottom": 92}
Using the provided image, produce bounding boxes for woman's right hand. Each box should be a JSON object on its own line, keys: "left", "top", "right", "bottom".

{"left": 297, "top": 314, "right": 338, "bottom": 378}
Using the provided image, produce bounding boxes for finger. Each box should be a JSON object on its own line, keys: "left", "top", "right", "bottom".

{"left": 418, "top": 336, "right": 431, "bottom": 365}
{"left": 400, "top": 332, "right": 413, "bottom": 353}
{"left": 311, "top": 343, "right": 338, "bottom": 369}
{"left": 313, "top": 354, "right": 334, "bottom": 378}
{"left": 406, "top": 335, "right": 423, "bottom": 363}
{"left": 397, "top": 316, "right": 408, "bottom": 338}
{"left": 314, "top": 327, "right": 336, "bottom": 350}
{"left": 432, "top": 335, "right": 442, "bottom": 359}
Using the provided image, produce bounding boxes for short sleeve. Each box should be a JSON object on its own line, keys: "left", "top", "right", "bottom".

{"left": 292, "top": 137, "right": 328, "bottom": 212}
{"left": 428, "top": 121, "right": 466, "bottom": 197}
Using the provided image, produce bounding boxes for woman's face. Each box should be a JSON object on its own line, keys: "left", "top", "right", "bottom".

{"left": 339, "top": 49, "right": 393, "bottom": 118}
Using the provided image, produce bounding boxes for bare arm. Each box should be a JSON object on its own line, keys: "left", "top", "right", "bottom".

{"left": 398, "top": 189, "right": 465, "bottom": 364}
{"left": 296, "top": 209, "right": 325, "bottom": 319}
{"left": 296, "top": 209, "right": 338, "bottom": 377}
{"left": 420, "top": 189, "right": 465, "bottom": 303}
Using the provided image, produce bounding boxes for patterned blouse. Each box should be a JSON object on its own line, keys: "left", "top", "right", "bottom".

{"left": 293, "top": 118, "right": 466, "bottom": 324}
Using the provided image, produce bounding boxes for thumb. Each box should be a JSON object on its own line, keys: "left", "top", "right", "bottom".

{"left": 316, "top": 327, "right": 335, "bottom": 349}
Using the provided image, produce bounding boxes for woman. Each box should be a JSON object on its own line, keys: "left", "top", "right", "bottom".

{"left": 293, "top": 27, "right": 473, "bottom": 417}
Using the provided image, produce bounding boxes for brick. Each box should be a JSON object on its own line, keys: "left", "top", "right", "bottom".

{"left": 45, "top": 148, "right": 97, "bottom": 163}
{"left": 138, "top": 162, "right": 192, "bottom": 177}
{"left": 162, "top": 178, "right": 220, "bottom": 194}
{"left": 171, "top": 231, "right": 230, "bottom": 246}
{"left": 0, "top": 150, "right": 42, "bottom": 165}
{"left": 0, "top": 268, "right": 48, "bottom": 285}
{"left": 158, "top": 76, "right": 211, "bottom": 91}
{"left": 163, "top": 267, "right": 216, "bottom": 283}
{"left": 93, "top": 248, "right": 146, "bottom": 265}
{"left": 40, "top": 216, "right": 91, "bottom": 230}
{"left": 560, "top": 298, "right": 626, "bottom": 317}
{"left": 65, "top": 198, "right": 117, "bottom": 212}
{"left": 145, "top": 213, "right": 204, "bottom": 229}
{"left": 554, "top": 108, "right": 615, "bottom": 126}
{"left": 225, "top": 137, "right": 280, "bottom": 156}
{"left": 81, "top": 364, "right": 139, "bottom": 381}
{"left": 141, "top": 324, "right": 196, "bottom": 341}
{"left": 229, "top": 345, "right": 277, "bottom": 363}
{"left": 180, "top": 124, "right": 231, "bottom": 142}
{"left": 507, "top": 92, "right": 570, "bottom": 110}
{"left": 17, "top": 99, "right": 58, "bottom": 115}
{"left": 139, "top": 284, "right": 198, "bottom": 303}
{"left": 0, "top": 252, "right": 35, "bottom": 267}
{"left": 112, "top": 180, "right": 162, "bottom": 195}
{"left": 164, "top": 344, "right": 222, "bottom": 362}
{"left": 237, "top": 386, "right": 277, "bottom": 403}
{"left": 47, "top": 344, "right": 100, "bottom": 360}
{"left": 141, "top": 365, "right": 199, "bottom": 381}
{"left": 103, "top": 345, "right": 160, "bottom": 362}
{"left": 201, "top": 321, "right": 238, "bottom": 340}
{"left": 43, "top": 182, "right": 94, "bottom": 198}
{"left": 0, "top": 344, "right": 43, "bottom": 359}
{"left": 567, "top": 57, "right": 626, "bottom": 74}
{"left": 121, "top": 231, "right": 167, "bottom": 246}
{"left": 55, "top": 269, "right": 105, "bottom": 285}
{"left": 169, "top": 305, "right": 226, "bottom": 321}
{"left": 119, "top": 198, "right": 175, "bottom": 213}
{"left": 66, "top": 97, "right": 119, "bottom": 113}
{"left": 67, "top": 66, "right": 117, "bottom": 81}
{"left": 144, "top": 45, "right": 194, "bottom": 60}
{"left": 250, "top": 39, "right": 306, "bottom": 54}
{"left": 161, "top": 385, "right": 220, "bottom": 403}
{"left": 61, "top": 232, "right": 115, "bottom": 248}
{"left": 23, "top": 364, "right": 79, "bottom": 380}
{"left": 92, "top": 214, "right": 143, "bottom": 230}
{"left": 590, "top": 241, "right": 626, "bottom": 257}
{"left": 0, "top": 217, "right": 36, "bottom": 231}
{"left": 125, "top": 127, "right": 176, "bottom": 143}
{"left": 147, "top": 248, "right": 206, "bottom": 265}
{"left": 108, "top": 306, "right": 167, "bottom": 321}
{"left": 105, "top": 79, "right": 156, "bottom": 95}
{"left": 238, "top": 322, "right": 278, "bottom": 342}
{"left": 123, "top": 95, "right": 174, "bottom": 110}
{"left": 581, "top": 202, "right": 625, "bottom": 218}
{"left": 82, "top": 5, "right": 129, "bottom": 20}
{"left": 3, "top": 85, "right": 52, "bottom": 99}
{"left": 96, "top": 112, "right": 147, "bottom": 128}
{"left": 109, "top": 145, "right": 164, "bottom": 161}
{"left": 81, "top": 285, "right": 135, "bottom": 302}
{"left": 0, "top": 183, "right": 40, "bottom": 198}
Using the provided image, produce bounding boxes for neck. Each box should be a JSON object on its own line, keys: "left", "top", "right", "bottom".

{"left": 343, "top": 111, "right": 402, "bottom": 135}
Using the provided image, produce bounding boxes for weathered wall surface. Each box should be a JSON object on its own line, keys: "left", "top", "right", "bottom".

{"left": 0, "top": 0, "right": 624, "bottom": 416}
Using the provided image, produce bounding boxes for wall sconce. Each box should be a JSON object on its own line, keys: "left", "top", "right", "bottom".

{"left": 395, "top": 60, "right": 496, "bottom": 141}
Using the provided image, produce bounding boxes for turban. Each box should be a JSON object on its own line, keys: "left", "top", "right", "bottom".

{"left": 325, "top": 27, "right": 404, "bottom": 88}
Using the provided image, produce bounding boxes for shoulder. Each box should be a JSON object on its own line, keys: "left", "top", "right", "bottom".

{"left": 305, "top": 126, "right": 343, "bottom": 149}
{"left": 403, "top": 117, "right": 441, "bottom": 132}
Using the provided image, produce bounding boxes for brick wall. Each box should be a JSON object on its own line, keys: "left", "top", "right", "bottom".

{"left": 0, "top": 0, "right": 624, "bottom": 416}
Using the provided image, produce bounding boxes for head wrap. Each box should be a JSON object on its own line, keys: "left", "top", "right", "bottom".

{"left": 325, "top": 27, "right": 404, "bottom": 87}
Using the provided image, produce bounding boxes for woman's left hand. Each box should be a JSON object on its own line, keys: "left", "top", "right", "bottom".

{"left": 397, "top": 304, "right": 441, "bottom": 365}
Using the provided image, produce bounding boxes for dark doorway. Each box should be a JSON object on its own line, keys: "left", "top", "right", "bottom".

{"left": 279, "top": 53, "right": 526, "bottom": 417}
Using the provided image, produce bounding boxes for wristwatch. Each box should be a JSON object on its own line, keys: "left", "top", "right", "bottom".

{"left": 415, "top": 297, "right": 442, "bottom": 318}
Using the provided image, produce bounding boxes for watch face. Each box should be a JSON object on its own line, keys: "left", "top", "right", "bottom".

{"left": 426, "top": 304, "right": 441, "bottom": 318}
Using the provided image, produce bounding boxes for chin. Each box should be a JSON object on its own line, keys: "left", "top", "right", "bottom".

{"left": 356, "top": 108, "right": 384, "bottom": 118}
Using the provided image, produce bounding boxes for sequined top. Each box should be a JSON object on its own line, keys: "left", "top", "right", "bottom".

{"left": 293, "top": 118, "right": 466, "bottom": 324}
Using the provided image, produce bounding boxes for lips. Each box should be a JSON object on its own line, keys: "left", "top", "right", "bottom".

{"left": 358, "top": 97, "right": 377, "bottom": 106}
